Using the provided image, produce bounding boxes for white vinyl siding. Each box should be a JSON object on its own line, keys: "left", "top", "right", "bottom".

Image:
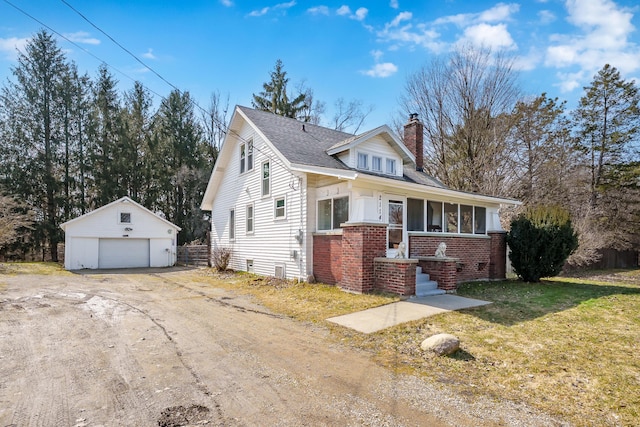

{"left": 209, "top": 119, "right": 307, "bottom": 281}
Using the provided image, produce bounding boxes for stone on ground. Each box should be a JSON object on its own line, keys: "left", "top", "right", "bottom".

{"left": 420, "top": 333, "right": 460, "bottom": 356}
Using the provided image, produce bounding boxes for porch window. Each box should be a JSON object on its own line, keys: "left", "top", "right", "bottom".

{"left": 407, "top": 198, "right": 424, "bottom": 231}
{"left": 317, "top": 196, "right": 349, "bottom": 230}
{"left": 474, "top": 206, "right": 486, "bottom": 234}
{"left": 444, "top": 203, "right": 458, "bottom": 233}
{"left": 427, "top": 201, "right": 442, "bottom": 232}
{"left": 460, "top": 205, "right": 473, "bottom": 234}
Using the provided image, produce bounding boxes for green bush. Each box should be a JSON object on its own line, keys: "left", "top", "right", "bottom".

{"left": 506, "top": 206, "right": 578, "bottom": 282}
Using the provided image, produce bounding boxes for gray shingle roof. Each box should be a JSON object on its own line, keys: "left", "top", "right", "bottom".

{"left": 238, "top": 106, "right": 446, "bottom": 189}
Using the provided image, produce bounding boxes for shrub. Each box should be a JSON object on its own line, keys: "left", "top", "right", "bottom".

{"left": 211, "top": 247, "right": 232, "bottom": 271}
{"left": 506, "top": 206, "right": 578, "bottom": 282}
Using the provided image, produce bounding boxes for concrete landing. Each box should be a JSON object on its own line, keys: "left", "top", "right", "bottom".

{"left": 327, "top": 294, "right": 491, "bottom": 334}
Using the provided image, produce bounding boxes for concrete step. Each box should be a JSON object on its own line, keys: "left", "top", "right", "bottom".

{"left": 415, "top": 288, "right": 447, "bottom": 297}
{"left": 416, "top": 273, "right": 431, "bottom": 284}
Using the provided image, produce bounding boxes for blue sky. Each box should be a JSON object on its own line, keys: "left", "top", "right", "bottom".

{"left": 1, "top": 0, "right": 639, "bottom": 130}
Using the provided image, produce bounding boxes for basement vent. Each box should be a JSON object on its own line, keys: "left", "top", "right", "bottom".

{"left": 274, "top": 264, "right": 285, "bottom": 279}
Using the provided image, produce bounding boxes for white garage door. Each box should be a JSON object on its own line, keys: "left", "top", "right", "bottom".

{"left": 98, "top": 239, "right": 150, "bottom": 269}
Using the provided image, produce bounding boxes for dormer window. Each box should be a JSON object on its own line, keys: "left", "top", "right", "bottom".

{"left": 357, "top": 152, "right": 368, "bottom": 170}
{"left": 386, "top": 158, "right": 396, "bottom": 175}
{"left": 372, "top": 156, "right": 382, "bottom": 172}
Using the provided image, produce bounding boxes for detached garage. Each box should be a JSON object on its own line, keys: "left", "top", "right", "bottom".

{"left": 60, "top": 197, "right": 181, "bottom": 270}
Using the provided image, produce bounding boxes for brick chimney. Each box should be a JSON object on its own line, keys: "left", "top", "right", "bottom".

{"left": 403, "top": 113, "right": 424, "bottom": 172}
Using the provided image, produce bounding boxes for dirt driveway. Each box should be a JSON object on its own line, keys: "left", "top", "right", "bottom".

{"left": 0, "top": 268, "right": 562, "bottom": 426}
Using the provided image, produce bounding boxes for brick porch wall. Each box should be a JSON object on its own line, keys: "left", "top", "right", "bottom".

{"left": 417, "top": 257, "right": 458, "bottom": 291}
{"left": 340, "top": 223, "right": 387, "bottom": 293}
{"left": 409, "top": 235, "right": 491, "bottom": 282}
{"left": 374, "top": 258, "right": 417, "bottom": 296}
{"left": 312, "top": 234, "right": 343, "bottom": 285}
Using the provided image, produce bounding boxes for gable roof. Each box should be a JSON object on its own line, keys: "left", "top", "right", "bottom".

{"left": 60, "top": 196, "right": 181, "bottom": 231}
{"left": 201, "top": 106, "right": 520, "bottom": 209}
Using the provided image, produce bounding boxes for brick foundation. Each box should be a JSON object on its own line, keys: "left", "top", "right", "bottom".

{"left": 340, "top": 223, "right": 387, "bottom": 293}
{"left": 312, "top": 233, "right": 343, "bottom": 285}
{"left": 409, "top": 235, "right": 492, "bottom": 282}
{"left": 374, "top": 258, "right": 418, "bottom": 296}
{"left": 417, "top": 257, "right": 458, "bottom": 291}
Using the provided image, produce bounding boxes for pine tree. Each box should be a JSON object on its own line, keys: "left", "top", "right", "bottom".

{"left": 252, "top": 59, "right": 308, "bottom": 120}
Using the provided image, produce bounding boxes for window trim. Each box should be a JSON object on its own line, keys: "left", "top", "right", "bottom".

{"left": 371, "top": 155, "right": 382, "bottom": 172}
{"left": 229, "top": 208, "right": 235, "bottom": 240}
{"left": 246, "top": 203, "right": 254, "bottom": 234}
{"left": 357, "top": 152, "right": 369, "bottom": 170}
{"left": 239, "top": 139, "right": 254, "bottom": 174}
{"left": 261, "top": 160, "right": 270, "bottom": 197}
{"left": 274, "top": 196, "right": 286, "bottom": 219}
{"left": 386, "top": 158, "right": 396, "bottom": 175}
{"left": 119, "top": 211, "right": 132, "bottom": 224}
{"left": 317, "top": 195, "right": 349, "bottom": 231}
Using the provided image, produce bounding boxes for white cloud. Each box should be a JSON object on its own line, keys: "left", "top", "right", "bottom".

{"left": 141, "top": 48, "right": 156, "bottom": 60}
{"left": 478, "top": 3, "right": 519, "bottom": 22}
{"left": 220, "top": 0, "right": 233, "bottom": 6}
{"left": 390, "top": 0, "right": 399, "bottom": 8}
{"left": 64, "top": 31, "right": 100, "bottom": 45}
{"left": 388, "top": 11, "right": 412, "bottom": 28}
{"left": 458, "top": 23, "right": 517, "bottom": 50}
{"left": 308, "top": 5, "right": 329, "bottom": 15}
{"left": 371, "top": 49, "right": 383, "bottom": 61}
{"left": 353, "top": 7, "right": 368, "bottom": 21}
{"left": 337, "top": 5, "right": 351, "bottom": 16}
{"left": 0, "top": 37, "right": 28, "bottom": 60}
{"left": 363, "top": 62, "right": 398, "bottom": 78}
{"left": 248, "top": 1, "right": 296, "bottom": 17}
{"left": 545, "top": 0, "right": 640, "bottom": 89}
{"left": 538, "top": 10, "right": 556, "bottom": 24}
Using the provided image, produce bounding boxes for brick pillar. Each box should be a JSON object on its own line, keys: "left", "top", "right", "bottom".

{"left": 340, "top": 223, "right": 387, "bottom": 293}
{"left": 489, "top": 231, "right": 507, "bottom": 279}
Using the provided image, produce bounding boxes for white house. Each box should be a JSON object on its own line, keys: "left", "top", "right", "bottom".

{"left": 60, "top": 197, "right": 180, "bottom": 270}
{"left": 201, "top": 106, "right": 519, "bottom": 294}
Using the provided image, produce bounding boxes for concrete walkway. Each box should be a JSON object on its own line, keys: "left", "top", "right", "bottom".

{"left": 327, "top": 294, "right": 491, "bottom": 334}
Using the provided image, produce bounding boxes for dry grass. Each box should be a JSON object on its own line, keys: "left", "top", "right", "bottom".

{"left": 0, "top": 262, "right": 71, "bottom": 276}
{"left": 200, "top": 268, "right": 640, "bottom": 426}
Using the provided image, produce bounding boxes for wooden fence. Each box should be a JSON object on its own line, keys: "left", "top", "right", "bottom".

{"left": 177, "top": 245, "right": 210, "bottom": 267}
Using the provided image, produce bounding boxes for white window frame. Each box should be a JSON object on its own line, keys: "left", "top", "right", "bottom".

{"left": 357, "top": 152, "right": 369, "bottom": 170}
{"left": 372, "top": 156, "right": 382, "bottom": 172}
{"left": 261, "top": 160, "right": 270, "bottom": 197}
{"left": 274, "top": 196, "right": 286, "bottom": 219}
{"left": 317, "top": 196, "right": 349, "bottom": 231}
{"left": 119, "top": 211, "right": 132, "bottom": 224}
{"left": 239, "top": 139, "right": 254, "bottom": 174}
{"left": 246, "top": 203, "right": 254, "bottom": 234}
{"left": 229, "top": 208, "right": 235, "bottom": 240}
{"left": 386, "top": 158, "right": 396, "bottom": 175}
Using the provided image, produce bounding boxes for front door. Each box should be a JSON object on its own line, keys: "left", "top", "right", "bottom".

{"left": 386, "top": 198, "right": 405, "bottom": 257}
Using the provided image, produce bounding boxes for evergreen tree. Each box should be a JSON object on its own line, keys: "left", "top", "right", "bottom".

{"left": 0, "top": 30, "right": 69, "bottom": 261}
{"left": 252, "top": 59, "right": 308, "bottom": 120}
{"left": 88, "top": 64, "right": 123, "bottom": 207}
{"left": 153, "top": 90, "right": 209, "bottom": 243}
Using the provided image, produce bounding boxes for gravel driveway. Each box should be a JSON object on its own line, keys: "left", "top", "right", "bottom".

{"left": 0, "top": 267, "right": 565, "bottom": 426}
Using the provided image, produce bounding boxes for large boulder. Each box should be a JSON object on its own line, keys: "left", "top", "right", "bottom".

{"left": 420, "top": 333, "right": 460, "bottom": 356}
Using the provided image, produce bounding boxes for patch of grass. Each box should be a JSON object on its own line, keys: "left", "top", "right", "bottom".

{"left": 0, "top": 262, "right": 70, "bottom": 276}
{"left": 200, "top": 270, "right": 399, "bottom": 322}
{"left": 200, "top": 269, "right": 640, "bottom": 426}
